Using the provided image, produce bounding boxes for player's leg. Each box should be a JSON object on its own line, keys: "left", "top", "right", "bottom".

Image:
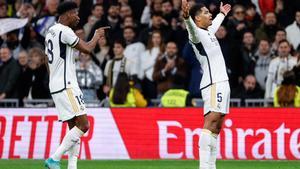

{"left": 200, "top": 82, "right": 229, "bottom": 169}
{"left": 67, "top": 119, "right": 80, "bottom": 169}
{"left": 51, "top": 114, "right": 89, "bottom": 162}
{"left": 204, "top": 113, "right": 225, "bottom": 169}
{"left": 199, "top": 112, "right": 224, "bottom": 169}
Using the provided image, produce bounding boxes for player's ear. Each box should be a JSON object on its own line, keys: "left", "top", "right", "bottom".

{"left": 195, "top": 15, "right": 201, "bottom": 22}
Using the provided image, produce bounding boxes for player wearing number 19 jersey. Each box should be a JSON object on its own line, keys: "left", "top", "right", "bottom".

{"left": 44, "top": 2, "right": 109, "bottom": 169}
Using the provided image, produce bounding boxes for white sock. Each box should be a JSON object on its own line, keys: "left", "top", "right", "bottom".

{"left": 199, "top": 129, "right": 212, "bottom": 169}
{"left": 68, "top": 139, "right": 80, "bottom": 169}
{"left": 51, "top": 126, "right": 84, "bottom": 161}
{"left": 209, "top": 135, "right": 218, "bottom": 169}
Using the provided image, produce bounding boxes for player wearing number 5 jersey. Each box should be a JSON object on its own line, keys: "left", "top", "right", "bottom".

{"left": 182, "top": 1, "right": 231, "bottom": 169}
{"left": 44, "top": 2, "right": 109, "bottom": 169}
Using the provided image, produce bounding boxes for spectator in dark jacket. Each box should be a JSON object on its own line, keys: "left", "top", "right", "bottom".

{"left": 255, "top": 12, "right": 281, "bottom": 42}
{"left": 240, "top": 31, "right": 257, "bottom": 77}
{"left": 153, "top": 41, "right": 186, "bottom": 96}
{"left": 24, "top": 47, "right": 50, "bottom": 99}
{"left": 231, "top": 74, "right": 264, "bottom": 105}
{"left": 0, "top": 46, "right": 21, "bottom": 99}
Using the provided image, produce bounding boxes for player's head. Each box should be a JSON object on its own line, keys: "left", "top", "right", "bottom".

{"left": 189, "top": 3, "right": 212, "bottom": 28}
{"left": 57, "top": 1, "right": 79, "bottom": 28}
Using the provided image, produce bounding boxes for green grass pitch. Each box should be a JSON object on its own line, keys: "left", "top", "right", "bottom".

{"left": 0, "top": 159, "right": 299, "bottom": 169}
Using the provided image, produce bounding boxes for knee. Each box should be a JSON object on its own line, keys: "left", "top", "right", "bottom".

{"left": 78, "top": 121, "right": 90, "bottom": 133}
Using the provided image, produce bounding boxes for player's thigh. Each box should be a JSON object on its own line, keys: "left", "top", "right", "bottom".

{"left": 52, "top": 87, "right": 87, "bottom": 122}
{"left": 202, "top": 81, "right": 230, "bottom": 115}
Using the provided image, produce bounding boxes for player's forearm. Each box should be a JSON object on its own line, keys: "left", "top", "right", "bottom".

{"left": 209, "top": 13, "right": 225, "bottom": 33}
{"left": 86, "top": 37, "right": 98, "bottom": 53}
{"left": 184, "top": 17, "right": 200, "bottom": 43}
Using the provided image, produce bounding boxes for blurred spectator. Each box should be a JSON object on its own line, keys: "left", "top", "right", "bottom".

{"left": 231, "top": 74, "right": 264, "bottom": 105}
{"left": 120, "top": 4, "right": 132, "bottom": 21}
{"left": 76, "top": 53, "right": 103, "bottom": 101}
{"left": 0, "top": 46, "right": 21, "bottom": 99}
{"left": 271, "top": 29, "right": 286, "bottom": 57}
{"left": 123, "top": 26, "right": 146, "bottom": 80}
{"left": 274, "top": 70, "right": 300, "bottom": 107}
{"left": 0, "top": 0, "right": 8, "bottom": 18}
{"left": 161, "top": 89, "right": 192, "bottom": 107}
{"left": 215, "top": 25, "right": 237, "bottom": 87}
{"left": 285, "top": 10, "right": 300, "bottom": 51}
{"left": 122, "top": 16, "right": 139, "bottom": 30}
{"left": 33, "top": 0, "right": 58, "bottom": 41}
{"left": 16, "top": 50, "right": 30, "bottom": 106}
{"left": 140, "top": 0, "right": 162, "bottom": 25}
{"left": 140, "top": 30, "right": 165, "bottom": 101}
{"left": 255, "top": 12, "right": 280, "bottom": 42}
{"left": 161, "top": 0, "right": 179, "bottom": 25}
{"left": 109, "top": 72, "right": 147, "bottom": 107}
{"left": 88, "top": 2, "right": 122, "bottom": 43}
{"left": 254, "top": 39, "right": 272, "bottom": 91}
{"left": 153, "top": 41, "right": 186, "bottom": 96}
{"left": 83, "top": 3, "right": 104, "bottom": 37}
{"left": 265, "top": 40, "right": 298, "bottom": 99}
{"left": 293, "top": 64, "right": 300, "bottom": 87}
{"left": 245, "top": 3, "right": 262, "bottom": 30}
{"left": 94, "top": 36, "right": 112, "bottom": 72}
{"left": 254, "top": 0, "right": 275, "bottom": 16}
{"left": 227, "top": 5, "right": 250, "bottom": 46}
{"left": 103, "top": 40, "right": 137, "bottom": 95}
{"left": 5, "top": 31, "right": 22, "bottom": 59}
{"left": 139, "top": 12, "right": 172, "bottom": 45}
{"left": 25, "top": 47, "right": 50, "bottom": 99}
{"left": 240, "top": 31, "right": 257, "bottom": 78}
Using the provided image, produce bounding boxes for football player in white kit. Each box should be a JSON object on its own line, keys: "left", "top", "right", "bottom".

{"left": 182, "top": 1, "right": 231, "bottom": 169}
{"left": 44, "top": 2, "right": 109, "bottom": 169}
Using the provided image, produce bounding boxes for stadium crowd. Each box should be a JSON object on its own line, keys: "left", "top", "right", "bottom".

{"left": 0, "top": 0, "right": 300, "bottom": 107}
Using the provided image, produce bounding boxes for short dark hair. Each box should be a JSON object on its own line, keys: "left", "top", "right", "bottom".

{"left": 276, "top": 28, "right": 286, "bottom": 34}
{"left": 92, "top": 3, "right": 103, "bottom": 10}
{"left": 151, "top": 11, "right": 163, "bottom": 18}
{"left": 162, "top": 0, "right": 173, "bottom": 5}
{"left": 278, "top": 39, "right": 290, "bottom": 46}
{"left": 189, "top": 3, "right": 206, "bottom": 21}
{"left": 123, "top": 26, "right": 135, "bottom": 32}
{"left": 114, "top": 39, "right": 126, "bottom": 48}
{"left": 57, "top": 1, "right": 78, "bottom": 15}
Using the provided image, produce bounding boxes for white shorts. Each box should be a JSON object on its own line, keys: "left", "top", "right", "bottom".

{"left": 51, "top": 87, "right": 87, "bottom": 122}
{"left": 201, "top": 81, "right": 230, "bottom": 115}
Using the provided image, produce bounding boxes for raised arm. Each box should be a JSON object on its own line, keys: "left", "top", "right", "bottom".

{"left": 208, "top": 2, "right": 231, "bottom": 34}
{"left": 75, "top": 26, "right": 110, "bottom": 54}
{"left": 182, "top": 0, "right": 200, "bottom": 43}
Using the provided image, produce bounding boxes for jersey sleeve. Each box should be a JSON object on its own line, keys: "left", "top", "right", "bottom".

{"left": 184, "top": 16, "right": 201, "bottom": 43}
{"left": 208, "top": 13, "right": 225, "bottom": 34}
{"left": 61, "top": 27, "right": 80, "bottom": 47}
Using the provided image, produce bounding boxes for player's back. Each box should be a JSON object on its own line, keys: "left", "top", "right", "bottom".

{"left": 45, "top": 23, "right": 80, "bottom": 94}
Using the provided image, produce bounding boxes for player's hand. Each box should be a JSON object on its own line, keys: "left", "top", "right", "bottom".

{"left": 95, "top": 26, "right": 110, "bottom": 39}
{"left": 181, "top": 0, "right": 190, "bottom": 19}
{"left": 220, "top": 2, "right": 231, "bottom": 16}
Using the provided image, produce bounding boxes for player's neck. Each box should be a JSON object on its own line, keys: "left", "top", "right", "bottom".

{"left": 58, "top": 17, "right": 69, "bottom": 27}
{"left": 196, "top": 22, "right": 208, "bottom": 30}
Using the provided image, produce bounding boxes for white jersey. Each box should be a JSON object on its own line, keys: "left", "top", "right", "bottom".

{"left": 184, "top": 14, "right": 228, "bottom": 90}
{"left": 45, "top": 23, "right": 80, "bottom": 94}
